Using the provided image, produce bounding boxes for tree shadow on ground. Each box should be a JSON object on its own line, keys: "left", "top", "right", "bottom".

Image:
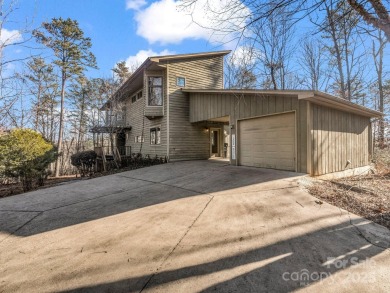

{"left": 0, "top": 161, "right": 303, "bottom": 237}
{"left": 60, "top": 219, "right": 388, "bottom": 293}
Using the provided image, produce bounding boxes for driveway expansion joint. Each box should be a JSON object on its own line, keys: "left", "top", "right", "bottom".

{"left": 116, "top": 174, "right": 206, "bottom": 195}
{"left": 139, "top": 193, "right": 215, "bottom": 292}
{"left": 0, "top": 211, "right": 43, "bottom": 244}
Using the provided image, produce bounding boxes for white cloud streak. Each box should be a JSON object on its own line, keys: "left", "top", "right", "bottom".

{"left": 130, "top": 0, "right": 250, "bottom": 45}
{"left": 0, "top": 28, "right": 22, "bottom": 46}
{"left": 126, "top": 0, "right": 147, "bottom": 10}
{"left": 124, "top": 49, "right": 175, "bottom": 70}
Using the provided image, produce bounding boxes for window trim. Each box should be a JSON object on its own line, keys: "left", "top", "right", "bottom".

{"left": 131, "top": 89, "right": 143, "bottom": 104}
{"left": 134, "top": 135, "right": 144, "bottom": 143}
{"left": 147, "top": 76, "right": 163, "bottom": 107}
{"left": 150, "top": 126, "right": 161, "bottom": 145}
{"left": 176, "top": 76, "right": 186, "bottom": 87}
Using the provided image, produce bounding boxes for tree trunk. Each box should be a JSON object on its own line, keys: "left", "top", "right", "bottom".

{"left": 326, "top": 6, "right": 346, "bottom": 100}
{"left": 35, "top": 84, "right": 42, "bottom": 130}
{"left": 376, "top": 37, "right": 385, "bottom": 148}
{"left": 344, "top": 36, "right": 352, "bottom": 101}
{"left": 77, "top": 89, "right": 86, "bottom": 152}
{"left": 270, "top": 66, "right": 277, "bottom": 90}
{"left": 54, "top": 74, "right": 66, "bottom": 177}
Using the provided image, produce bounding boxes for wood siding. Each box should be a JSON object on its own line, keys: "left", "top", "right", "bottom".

{"left": 124, "top": 68, "right": 168, "bottom": 157}
{"left": 189, "top": 93, "right": 308, "bottom": 173}
{"left": 124, "top": 54, "right": 224, "bottom": 160}
{"left": 163, "top": 55, "right": 225, "bottom": 160}
{"left": 311, "top": 104, "right": 371, "bottom": 176}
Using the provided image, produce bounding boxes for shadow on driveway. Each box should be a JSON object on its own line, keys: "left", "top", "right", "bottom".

{"left": 59, "top": 219, "right": 388, "bottom": 292}
{"left": 0, "top": 161, "right": 302, "bottom": 237}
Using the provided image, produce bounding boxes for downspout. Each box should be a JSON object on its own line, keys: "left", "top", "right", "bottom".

{"left": 166, "top": 61, "right": 170, "bottom": 160}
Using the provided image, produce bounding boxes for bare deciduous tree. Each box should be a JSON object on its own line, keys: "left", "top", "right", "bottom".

{"left": 298, "top": 39, "right": 328, "bottom": 91}
{"left": 0, "top": 0, "right": 33, "bottom": 127}
{"left": 250, "top": 4, "right": 295, "bottom": 90}
{"left": 179, "top": 0, "right": 390, "bottom": 40}
{"left": 224, "top": 46, "right": 257, "bottom": 89}
{"left": 370, "top": 30, "right": 388, "bottom": 147}
{"left": 319, "top": 0, "right": 365, "bottom": 101}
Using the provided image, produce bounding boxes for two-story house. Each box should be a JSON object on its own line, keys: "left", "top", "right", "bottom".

{"left": 103, "top": 50, "right": 382, "bottom": 176}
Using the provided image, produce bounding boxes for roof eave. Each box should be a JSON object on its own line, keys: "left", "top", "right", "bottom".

{"left": 150, "top": 50, "right": 231, "bottom": 62}
{"left": 111, "top": 58, "right": 153, "bottom": 100}
{"left": 301, "top": 91, "right": 383, "bottom": 118}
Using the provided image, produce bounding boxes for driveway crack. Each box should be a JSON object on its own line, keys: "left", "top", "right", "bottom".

{"left": 0, "top": 211, "right": 43, "bottom": 244}
{"left": 139, "top": 193, "right": 215, "bottom": 292}
{"left": 347, "top": 213, "right": 390, "bottom": 251}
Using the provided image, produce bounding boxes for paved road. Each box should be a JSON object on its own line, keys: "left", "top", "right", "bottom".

{"left": 0, "top": 160, "right": 389, "bottom": 292}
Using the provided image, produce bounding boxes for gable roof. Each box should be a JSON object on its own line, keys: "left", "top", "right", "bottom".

{"left": 111, "top": 50, "right": 231, "bottom": 100}
{"left": 149, "top": 50, "right": 231, "bottom": 62}
{"left": 182, "top": 89, "right": 382, "bottom": 118}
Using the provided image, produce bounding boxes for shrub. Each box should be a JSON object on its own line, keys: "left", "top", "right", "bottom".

{"left": 373, "top": 147, "right": 390, "bottom": 174}
{"left": 0, "top": 129, "right": 57, "bottom": 191}
{"left": 71, "top": 150, "right": 97, "bottom": 177}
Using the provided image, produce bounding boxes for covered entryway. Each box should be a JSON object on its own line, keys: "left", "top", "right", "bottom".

{"left": 238, "top": 112, "right": 296, "bottom": 171}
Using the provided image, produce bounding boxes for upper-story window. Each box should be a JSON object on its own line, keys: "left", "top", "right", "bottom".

{"left": 148, "top": 77, "right": 163, "bottom": 106}
{"left": 131, "top": 95, "right": 136, "bottom": 103}
{"left": 177, "top": 77, "right": 185, "bottom": 87}
{"left": 137, "top": 90, "right": 143, "bottom": 99}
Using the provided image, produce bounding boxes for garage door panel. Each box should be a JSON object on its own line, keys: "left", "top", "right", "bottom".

{"left": 238, "top": 113, "right": 296, "bottom": 171}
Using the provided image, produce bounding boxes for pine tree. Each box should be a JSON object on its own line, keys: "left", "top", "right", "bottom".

{"left": 112, "top": 61, "right": 131, "bottom": 84}
{"left": 33, "top": 18, "right": 97, "bottom": 177}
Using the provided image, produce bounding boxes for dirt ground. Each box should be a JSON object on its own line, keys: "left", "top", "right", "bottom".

{"left": 307, "top": 171, "right": 390, "bottom": 229}
{"left": 0, "top": 176, "right": 80, "bottom": 198}
{"left": 0, "top": 165, "right": 150, "bottom": 198}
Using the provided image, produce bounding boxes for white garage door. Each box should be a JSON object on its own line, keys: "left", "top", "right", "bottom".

{"left": 238, "top": 112, "right": 296, "bottom": 171}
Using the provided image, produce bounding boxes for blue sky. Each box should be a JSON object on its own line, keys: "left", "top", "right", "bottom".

{"left": 4, "top": 0, "right": 232, "bottom": 78}
{"left": 3, "top": 0, "right": 389, "bottom": 84}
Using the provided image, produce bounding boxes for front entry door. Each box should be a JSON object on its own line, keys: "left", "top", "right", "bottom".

{"left": 210, "top": 129, "right": 220, "bottom": 157}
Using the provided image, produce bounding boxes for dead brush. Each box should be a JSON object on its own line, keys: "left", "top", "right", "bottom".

{"left": 307, "top": 171, "right": 390, "bottom": 229}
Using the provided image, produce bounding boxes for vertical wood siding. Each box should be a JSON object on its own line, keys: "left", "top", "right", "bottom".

{"left": 189, "top": 93, "right": 308, "bottom": 173}
{"left": 163, "top": 56, "right": 224, "bottom": 160}
{"left": 311, "top": 104, "right": 370, "bottom": 175}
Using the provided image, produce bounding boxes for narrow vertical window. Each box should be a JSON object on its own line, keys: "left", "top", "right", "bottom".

{"left": 150, "top": 129, "right": 156, "bottom": 145}
{"left": 156, "top": 127, "right": 161, "bottom": 144}
{"left": 150, "top": 127, "right": 161, "bottom": 145}
{"left": 148, "top": 77, "right": 163, "bottom": 106}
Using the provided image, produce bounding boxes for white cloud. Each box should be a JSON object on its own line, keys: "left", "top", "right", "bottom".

{"left": 126, "top": 0, "right": 147, "bottom": 10}
{"left": 124, "top": 49, "right": 175, "bottom": 71}
{"left": 229, "top": 46, "right": 259, "bottom": 67}
{"left": 0, "top": 28, "right": 22, "bottom": 46}
{"left": 133, "top": 0, "right": 250, "bottom": 45}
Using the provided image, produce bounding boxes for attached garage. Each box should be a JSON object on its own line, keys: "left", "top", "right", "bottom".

{"left": 238, "top": 112, "right": 296, "bottom": 171}
{"left": 187, "top": 89, "right": 382, "bottom": 176}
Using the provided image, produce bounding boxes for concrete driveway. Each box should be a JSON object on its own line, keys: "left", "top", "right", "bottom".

{"left": 0, "top": 160, "right": 389, "bottom": 292}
